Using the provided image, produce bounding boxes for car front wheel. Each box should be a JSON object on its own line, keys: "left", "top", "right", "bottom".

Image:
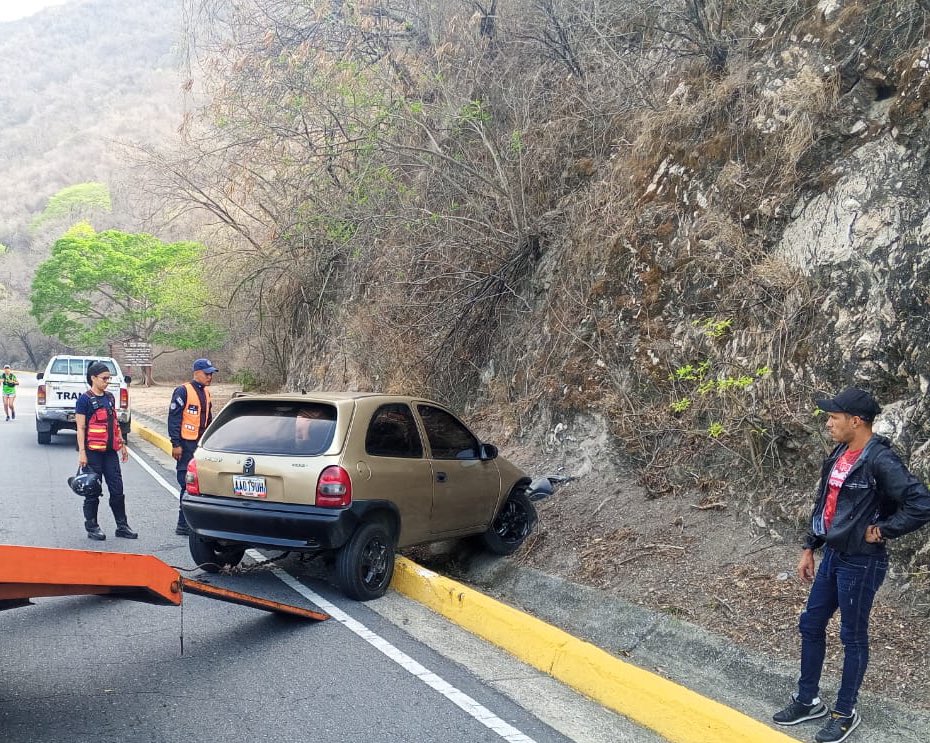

{"left": 189, "top": 534, "right": 245, "bottom": 573}
{"left": 481, "top": 490, "right": 537, "bottom": 555}
{"left": 334, "top": 521, "right": 395, "bottom": 601}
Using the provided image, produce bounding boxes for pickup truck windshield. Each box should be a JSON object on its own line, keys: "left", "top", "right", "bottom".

{"left": 50, "top": 359, "right": 117, "bottom": 376}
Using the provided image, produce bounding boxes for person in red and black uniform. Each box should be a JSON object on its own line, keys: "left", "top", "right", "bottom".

{"left": 75, "top": 361, "right": 137, "bottom": 541}
{"left": 168, "top": 358, "right": 216, "bottom": 535}
{"left": 773, "top": 388, "right": 930, "bottom": 743}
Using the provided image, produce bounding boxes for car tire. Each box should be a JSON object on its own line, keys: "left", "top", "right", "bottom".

{"left": 189, "top": 534, "right": 245, "bottom": 573}
{"left": 37, "top": 430, "right": 51, "bottom": 445}
{"left": 120, "top": 421, "right": 130, "bottom": 441}
{"left": 334, "top": 521, "right": 395, "bottom": 601}
{"left": 481, "top": 490, "right": 537, "bottom": 556}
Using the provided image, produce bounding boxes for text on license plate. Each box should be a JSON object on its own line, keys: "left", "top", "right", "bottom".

{"left": 233, "top": 475, "right": 267, "bottom": 498}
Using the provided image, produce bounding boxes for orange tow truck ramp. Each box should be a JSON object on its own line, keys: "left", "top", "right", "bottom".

{"left": 0, "top": 544, "right": 328, "bottom": 621}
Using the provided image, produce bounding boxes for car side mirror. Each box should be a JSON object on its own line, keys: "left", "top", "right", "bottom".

{"left": 124, "top": 375, "right": 132, "bottom": 385}
{"left": 36, "top": 372, "right": 43, "bottom": 380}
{"left": 480, "top": 443, "right": 498, "bottom": 461}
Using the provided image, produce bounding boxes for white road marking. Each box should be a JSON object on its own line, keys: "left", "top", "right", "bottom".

{"left": 252, "top": 551, "right": 538, "bottom": 743}
{"left": 127, "top": 446, "right": 180, "bottom": 496}
{"left": 131, "top": 443, "right": 538, "bottom": 743}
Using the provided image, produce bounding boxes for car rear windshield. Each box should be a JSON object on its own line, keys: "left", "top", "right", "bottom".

{"left": 202, "top": 401, "right": 338, "bottom": 456}
{"left": 50, "top": 358, "right": 117, "bottom": 376}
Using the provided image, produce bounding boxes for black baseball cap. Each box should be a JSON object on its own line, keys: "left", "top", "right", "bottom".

{"left": 815, "top": 387, "right": 882, "bottom": 422}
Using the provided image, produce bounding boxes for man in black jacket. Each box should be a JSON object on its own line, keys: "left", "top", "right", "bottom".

{"left": 773, "top": 387, "right": 930, "bottom": 742}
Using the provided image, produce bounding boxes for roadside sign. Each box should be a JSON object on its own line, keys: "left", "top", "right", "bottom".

{"left": 122, "top": 341, "right": 153, "bottom": 366}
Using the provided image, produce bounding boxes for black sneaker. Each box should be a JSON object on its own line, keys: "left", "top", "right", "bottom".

{"left": 773, "top": 694, "right": 828, "bottom": 725}
{"left": 815, "top": 710, "right": 860, "bottom": 743}
{"left": 86, "top": 526, "right": 106, "bottom": 541}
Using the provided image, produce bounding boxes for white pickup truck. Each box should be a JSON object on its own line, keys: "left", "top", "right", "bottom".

{"left": 35, "top": 355, "right": 132, "bottom": 445}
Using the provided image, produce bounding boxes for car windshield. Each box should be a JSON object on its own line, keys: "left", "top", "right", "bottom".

{"left": 50, "top": 358, "right": 117, "bottom": 376}
{"left": 203, "top": 401, "right": 338, "bottom": 456}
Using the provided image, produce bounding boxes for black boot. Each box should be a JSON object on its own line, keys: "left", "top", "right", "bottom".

{"left": 110, "top": 497, "right": 137, "bottom": 538}
{"left": 115, "top": 521, "right": 138, "bottom": 539}
{"left": 85, "top": 519, "right": 106, "bottom": 541}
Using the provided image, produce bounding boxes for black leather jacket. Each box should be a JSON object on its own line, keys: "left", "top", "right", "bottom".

{"left": 804, "top": 435, "right": 930, "bottom": 554}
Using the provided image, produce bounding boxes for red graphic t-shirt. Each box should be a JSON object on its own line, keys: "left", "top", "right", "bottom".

{"left": 823, "top": 447, "right": 863, "bottom": 531}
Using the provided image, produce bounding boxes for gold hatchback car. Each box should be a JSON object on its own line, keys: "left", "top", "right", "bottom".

{"left": 181, "top": 393, "right": 542, "bottom": 600}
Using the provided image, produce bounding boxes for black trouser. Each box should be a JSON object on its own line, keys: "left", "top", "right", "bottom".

{"left": 176, "top": 440, "right": 198, "bottom": 527}
{"left": 83, "top": 449, "right": 128, "bottom": 526}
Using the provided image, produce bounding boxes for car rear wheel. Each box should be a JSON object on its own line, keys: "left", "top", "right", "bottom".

{"left": 334, "top": 521, "right": 395, "bottom": 601}
{"left": 189, "top": 534, "right": 245, "bottom": 573}
{"left": 37, "top": 430, "right": 51, "bottom": 445}
{"left": 481, "top": 490, "right": 537, "bottom": 555}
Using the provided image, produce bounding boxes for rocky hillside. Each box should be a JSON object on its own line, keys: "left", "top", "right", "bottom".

{"left": 143, "top": 0, "right": 930, "bottom": 589}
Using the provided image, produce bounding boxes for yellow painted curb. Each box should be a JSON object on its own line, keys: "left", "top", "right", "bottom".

{"left": 129, "top": 424, "right": 796, "bottom": 743}
{"left": 391, "top": 557, "right": 798, "bottom": 743}
{"left": 134, "top": 422, "right": 173, "bottom": 456}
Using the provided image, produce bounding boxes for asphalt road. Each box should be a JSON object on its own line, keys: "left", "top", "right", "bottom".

{"left": 1, "top": 376, "right": 658, "bottom": 743}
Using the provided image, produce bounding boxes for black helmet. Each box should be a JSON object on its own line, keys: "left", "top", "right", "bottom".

{"left": 68, "top": 468, "right": 102, "bottom": 498}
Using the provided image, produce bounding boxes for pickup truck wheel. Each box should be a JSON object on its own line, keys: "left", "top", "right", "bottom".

{"left": 480, "top": 490, "right": 537, "bottom": 556}
{"left": 120, "top": 422, "right": 130, "bottom": 440}
{"left": 37, "top": 430, "right": 51, "bottom": 445}
{"left": 189, "top": 534, "right": 245, "bottom": 573}
{"left": 335, "top": 522, "right": 395, "bottom": 601}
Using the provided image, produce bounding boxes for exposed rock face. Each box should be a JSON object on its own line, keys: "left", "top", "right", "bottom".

{"left": 776, "top": 136, "right": 930, "bottom": 398}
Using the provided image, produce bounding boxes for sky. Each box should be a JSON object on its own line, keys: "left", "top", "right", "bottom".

{"left": 0, "top": 0, "right": 72, "bottom": 23}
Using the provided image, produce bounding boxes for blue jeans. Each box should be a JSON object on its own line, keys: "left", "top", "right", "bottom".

{"left": 797, "top": 546, "right": 888, "bottom": 714}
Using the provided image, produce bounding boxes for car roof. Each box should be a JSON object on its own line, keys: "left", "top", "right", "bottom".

{"left": 229, "top": 391, "right": 440, "bottom": 405}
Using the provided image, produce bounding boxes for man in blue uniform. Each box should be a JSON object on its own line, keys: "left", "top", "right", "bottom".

{"left": 167, "top": 358, "right": 216, "bottom": 535}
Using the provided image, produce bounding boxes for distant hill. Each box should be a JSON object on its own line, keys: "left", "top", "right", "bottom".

{"left": 0, "top": 0, "right": 185, "bottom": 261}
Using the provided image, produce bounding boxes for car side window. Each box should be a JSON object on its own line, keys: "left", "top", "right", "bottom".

{"left": 416, "top": 405, "right": 480, "bottom": 460}
{"left": 365, "top": 404, "right": 423, "bottom": 458}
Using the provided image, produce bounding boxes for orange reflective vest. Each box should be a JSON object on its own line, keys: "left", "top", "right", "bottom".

{"left": 85, "top": 392, "right": 122, "bottom": 452}
{"left": 180, "top": 382, "right": 211, "bottom": 441}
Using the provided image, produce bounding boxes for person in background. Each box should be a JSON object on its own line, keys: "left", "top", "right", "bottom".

{"left": 168, "top": 358, "right": 217, "bottom": 535}
{"left": 772, "top": 387, "right": 930, "bottom": 743}
{"left": 1, "top": 364, "right": 18, "bottom": 421}
{"left": 75, "top": 361, "right": 137, "bottom": 540}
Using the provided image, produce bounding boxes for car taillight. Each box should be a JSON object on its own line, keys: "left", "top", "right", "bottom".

{"left": 185, "top": 459, "right": 200, "bottom": 495}
{"left": 37, "top": 384, "right": 46, "bottom": 406}
{"left": 316, "top": 465, "right": 351, "bottom": 507}
{"left": 120, "top": 387, "right": 128, "bottom": 409}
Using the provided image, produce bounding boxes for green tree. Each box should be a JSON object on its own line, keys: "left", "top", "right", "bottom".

{"left": 30, "top": 223, "right": 223, "bottom": 354}
{"left": 30, "top": 182, "right": 112, "bottom": 233}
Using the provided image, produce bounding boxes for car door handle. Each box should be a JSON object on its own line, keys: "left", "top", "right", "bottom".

{"left": 436, "top": 471, "right": 447, "bottom": 483}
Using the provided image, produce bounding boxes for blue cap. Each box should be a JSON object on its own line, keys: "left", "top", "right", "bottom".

{"left": 192, "top": 358, "right": 218, "bottom": 374}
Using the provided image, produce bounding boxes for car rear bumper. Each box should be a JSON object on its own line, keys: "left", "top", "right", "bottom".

{"left": 181, "top": 494, "right": 360, "bottom": 551}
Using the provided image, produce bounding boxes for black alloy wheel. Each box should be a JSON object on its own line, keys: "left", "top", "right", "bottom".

{"left": 335, "top": 521, "right": 395, "bottom": 601}
{"left": 481, "top": 490, "right": 537, "bottom": 556}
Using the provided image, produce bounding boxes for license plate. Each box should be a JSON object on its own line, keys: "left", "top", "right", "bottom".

{"left": 232, "top": 475, "right": 267, "bottom": 498}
